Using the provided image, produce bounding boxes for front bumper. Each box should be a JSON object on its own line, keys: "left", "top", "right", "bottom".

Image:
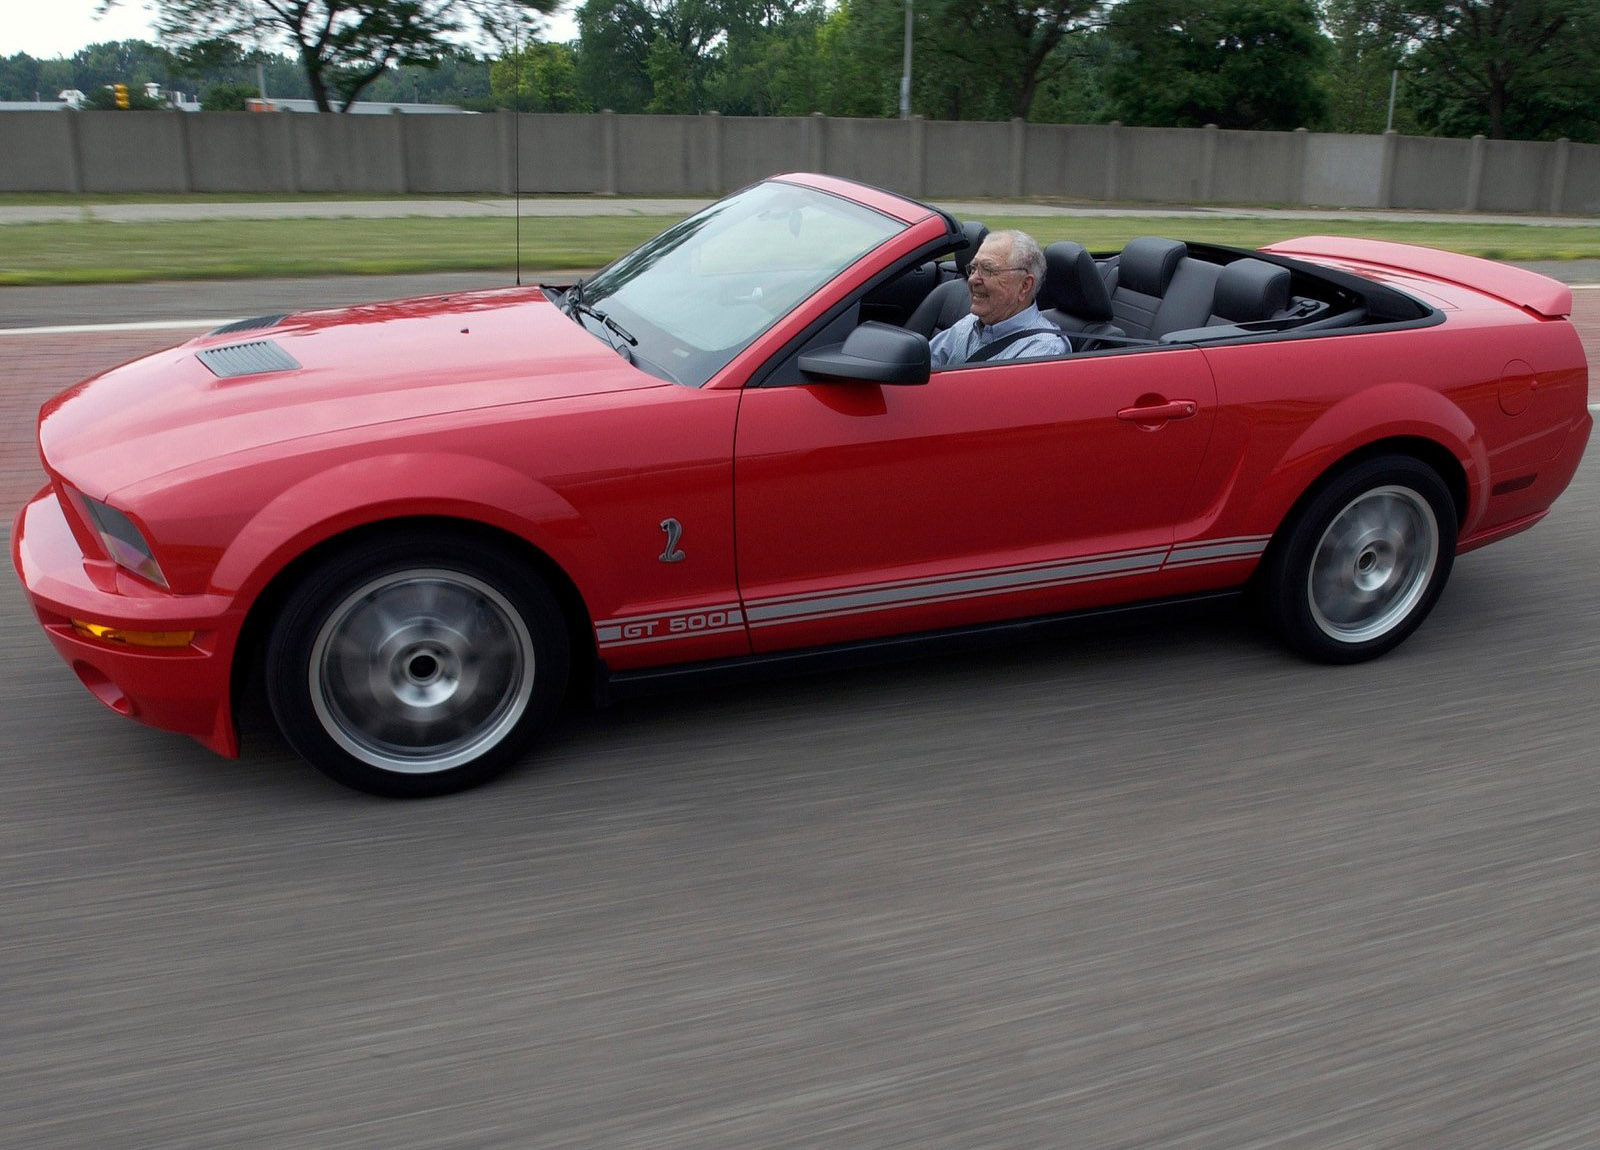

{"left": 12, "top": 486, "right": 242, "bottom": 757}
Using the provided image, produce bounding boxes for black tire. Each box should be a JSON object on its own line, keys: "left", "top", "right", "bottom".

{"left": 1260, "top": 455, "right": 1457, "bottom": 664}
{"left": 265, "top": 534, "right": 569, "bottom": 797}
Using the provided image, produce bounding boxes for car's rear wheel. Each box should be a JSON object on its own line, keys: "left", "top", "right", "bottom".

{"left": 265, "top": 535, "right": 569, "bottom": 796}
{"left": 1261, "top": 455, "right": 1457, "bottom": 664}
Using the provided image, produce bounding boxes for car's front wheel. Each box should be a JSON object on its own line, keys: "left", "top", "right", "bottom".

{"left": 265, "top": 534, "right": 569, "bottom": 796}
{"left": 1261, "top": 455, "right": 1457, "bottom": 664}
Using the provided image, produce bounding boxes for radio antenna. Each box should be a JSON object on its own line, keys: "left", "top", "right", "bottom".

{"left": 513, "top": 18, "right": 523, "bottom": 286}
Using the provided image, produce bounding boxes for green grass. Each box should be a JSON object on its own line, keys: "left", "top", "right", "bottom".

{"left": 2, "top": 209, "right": 1598, "bottom": 286}
{"left": 980, "top": 216, "right": 1600, "bottom": 263}
{"left": 0, "top": 216, "right": 671, "bottom": 285}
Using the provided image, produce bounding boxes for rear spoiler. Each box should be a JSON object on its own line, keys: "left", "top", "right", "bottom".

{"left": 1263, "top": 235, "right": 1572, "bottom": 319}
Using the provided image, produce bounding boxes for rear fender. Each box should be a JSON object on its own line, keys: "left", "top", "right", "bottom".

{"left": 1245, "top": 383, "right": 1488, "bottom": 540}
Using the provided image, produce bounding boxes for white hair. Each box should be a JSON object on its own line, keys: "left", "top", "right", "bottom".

{"left": 991, "top": 229, "right": 1047, "bottom": 301}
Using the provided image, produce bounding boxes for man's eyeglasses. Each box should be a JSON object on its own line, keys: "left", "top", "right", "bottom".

{"left": 967, "top": 260, "right": 1028, "bottom": 278}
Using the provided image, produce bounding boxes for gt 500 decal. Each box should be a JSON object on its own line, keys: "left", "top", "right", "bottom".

{"left": 596, "top": 604, "right": 745, "bottom": 649}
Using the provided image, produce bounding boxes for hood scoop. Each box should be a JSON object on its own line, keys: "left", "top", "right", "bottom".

{"left": 196, "top": 340, "right": 301, "bottom": 379}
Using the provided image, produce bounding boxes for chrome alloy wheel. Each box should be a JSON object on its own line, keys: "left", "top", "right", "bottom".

{"left": 1306, "top": 485, "right": 1440, "bottom": 644}
{"left": 307, "top": 569, "right": 536, "bottom": 774}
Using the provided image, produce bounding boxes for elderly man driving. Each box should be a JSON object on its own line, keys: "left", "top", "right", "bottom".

{"left": 930, "top": 229, "right": 1067, "bottom": 367}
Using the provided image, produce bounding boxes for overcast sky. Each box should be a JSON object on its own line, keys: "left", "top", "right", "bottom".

{"left": 0, "top": 0, "right": 577, "bottom": 60}
{"left": 2, "top": 0, "right": 159, "bottom": 59}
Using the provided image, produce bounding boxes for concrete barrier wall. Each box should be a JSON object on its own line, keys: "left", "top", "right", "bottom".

{"left": 923, "top": 120, "right": 1014, "bottom": 199}
{"left": 294, "top": 114, "right": 405, "bottom": 193}
{"left": 1020, "top": 124, "right": 1114, "bottom": 200}
{"left": 719, "top": 115, "right": 810, "bottom": 191}
{"left": 1117, "top": 126, "right": 1210, "bottom": 204}
{"left": 0, "top": 112, "right": 78, "bottom": 191}
{"left": 616, "top": 115, "right": 715, "bottom": 195}
{"left": 1212, "top": 130, "right": 1303, "bottom": 205}
{"left": 75, "top": 112, "right": 188, "bottom": 193}
{"left": 0, "top": 110, "right": 1591, "bottom": 215}
{"left": 1304, "top": 133, "right": 1385, "bottom": 208}
{"left": 1562, "top": 144, "right": 1600, "bottom": 214}
{"left": 187, "top": 113, "right": 297, "bottom": 192}
{"left": 830, "top": 117, "right": 920, "bottom": 195}
{"left": 1479, "top": 139, "right": 1555, "bottom": 214}
{"left": 402, "top": 114, "right": 503, "bottom": 194}
{"left": 516, "top": 114, "right": 608, "bottom": 194}
{"left": 1390, "top": 135, "right": 1478, "bottom": 210}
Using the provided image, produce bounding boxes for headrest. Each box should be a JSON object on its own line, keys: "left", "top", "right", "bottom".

{"left": 953, "top": 220, "right": 990, "bottom": 276}
{"left": 1117, "top": 236, "right": 1186, "bottom": 297}
{"left": 1041, "top": 241, "right": 1114, "bottom": 321}
{"left": 1211, "top": 258, "right": 1292, "bottom": 323}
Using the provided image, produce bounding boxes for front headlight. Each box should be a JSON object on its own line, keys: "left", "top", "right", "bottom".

{"left": 78, "top": 494, "right": 169, "bottom": 587}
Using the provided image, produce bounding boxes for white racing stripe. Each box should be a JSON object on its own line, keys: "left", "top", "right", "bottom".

{"left": 603, "top": 536, "right": 1273, "bottom": 647}
{"left": 0, "top": 319, "right": 240, "bottom": 337}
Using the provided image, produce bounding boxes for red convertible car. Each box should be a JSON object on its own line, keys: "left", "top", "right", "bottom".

{"left": 12, "top": 174, "right": 1591, "bottom": 795}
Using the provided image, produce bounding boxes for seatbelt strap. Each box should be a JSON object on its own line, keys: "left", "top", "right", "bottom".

{"left": 963, "top": 328, "right": 1060, "bottom": 364}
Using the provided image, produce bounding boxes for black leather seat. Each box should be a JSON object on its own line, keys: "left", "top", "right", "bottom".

{"left": 1038, "top": 241, "right": 1122, "bottom": 351}
{"left": 1104, "top": 236, "right": 1186, "bottom": 339}
{"left": 1206, "top": 258, "right": 1292, "bottom": 326}
{"left": 904, "top": 221, "right": 988, "bottom": 339}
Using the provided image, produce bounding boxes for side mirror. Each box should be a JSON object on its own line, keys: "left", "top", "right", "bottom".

{"left": 798, "top": 321, "right": 930, "bottom": 385}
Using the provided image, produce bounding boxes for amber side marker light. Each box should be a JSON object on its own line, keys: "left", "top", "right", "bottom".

{"left": 71, "top": 620, "right": 197, "bottom": 648}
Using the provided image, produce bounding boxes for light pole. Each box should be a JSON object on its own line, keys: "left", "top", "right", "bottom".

{"left": 900, "top": 0, "right": 913, "bottom": 119}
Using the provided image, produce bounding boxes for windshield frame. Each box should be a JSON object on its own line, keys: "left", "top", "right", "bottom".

{"left": 571, "top": 181, "right": 910, "bottom": 388}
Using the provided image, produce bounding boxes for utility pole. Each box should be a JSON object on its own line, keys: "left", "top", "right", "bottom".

{"left": 900, "top": 0, "right": 913, "bottom": 119}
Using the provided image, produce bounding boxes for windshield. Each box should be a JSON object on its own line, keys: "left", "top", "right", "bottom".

{"left": 579, "top": 182, "right": 904, "bottom": 387}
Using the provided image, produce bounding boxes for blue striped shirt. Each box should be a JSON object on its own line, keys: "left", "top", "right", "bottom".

{"left": 929, "top": 303, "right": 1068, "bottom": 367}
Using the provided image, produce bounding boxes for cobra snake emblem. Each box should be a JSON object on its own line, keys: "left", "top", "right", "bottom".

{"left": 658, "top": 518, "right": 685, "bottom": 563}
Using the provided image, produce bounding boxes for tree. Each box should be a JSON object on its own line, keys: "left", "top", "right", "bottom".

{"left": 0, "top": 53, "right": 79, "bottom": 102}
{"left": 706, "top": 1, "right": 830, "bottom": 116}
{"left": 490, "top": 40, "right": 584, "bottom": 110}
{"left": 1319, "top": 0, "right": 1417, "bottom": 133}
{"left": 102, "top": 0, "right": 556, "bottom": 111}
{"left": 201, "top": 81, "right": 260, "bottom": 108}
{"left": 1400, "top": 0, "right": 1600, "bottom": 140}
{"left": 1105, "top": 0, "right": 1331, "bottom": 130}
{"left": 572, "top": 0, "right": 738, "bottom": 113}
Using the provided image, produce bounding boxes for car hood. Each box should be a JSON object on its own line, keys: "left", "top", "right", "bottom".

{"left": 38, "top": 287, "right": 661, "bottom": 498}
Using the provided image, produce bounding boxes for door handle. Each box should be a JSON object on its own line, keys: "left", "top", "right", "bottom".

{"left": 1117, "top": 399, "right": 1197, "bottom": 426}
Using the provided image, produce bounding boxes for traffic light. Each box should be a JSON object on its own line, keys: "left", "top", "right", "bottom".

{"left": 113, "top": 83, "right": 128, "bottom": 109}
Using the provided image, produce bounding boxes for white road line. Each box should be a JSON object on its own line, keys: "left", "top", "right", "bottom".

{"left": 0, "top": 319, "right": 239, "bottom": 337}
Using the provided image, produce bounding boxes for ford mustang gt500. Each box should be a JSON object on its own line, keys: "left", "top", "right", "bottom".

{"left": 12, "top": 174, "right": 1591, "bottom": 795}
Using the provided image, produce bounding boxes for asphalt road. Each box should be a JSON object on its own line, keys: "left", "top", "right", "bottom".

{"left": 3, "top": 288, "right": 1600, "bottom": 1146}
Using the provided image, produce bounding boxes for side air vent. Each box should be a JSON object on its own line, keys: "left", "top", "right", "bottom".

{"left": 196, "top": 340, "right": 301, "bottom": 378}
{"left": 208, "top": 313, "right": 288, "bottom": 336}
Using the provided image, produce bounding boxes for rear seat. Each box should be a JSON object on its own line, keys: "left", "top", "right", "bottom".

{"left": 1104, "top": 236, "right": 1186, "bottom": 338}
{"left": 1104, "top": 238, "right": 1294, "bottom": 341}
{"left": 1205, "top": 258, "right": 1292, "bottom": 326}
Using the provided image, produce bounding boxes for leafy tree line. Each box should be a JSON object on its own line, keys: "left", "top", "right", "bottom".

{"left": 500, "top": 0, "right": 1599, "bottom": 142}
{"left": 0, "top": 38, "right": 494, "bottom": 111}
{"left": 8, "top": 1, "right": 1597, "bottom": 141}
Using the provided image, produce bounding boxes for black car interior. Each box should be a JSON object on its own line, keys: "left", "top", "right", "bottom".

{"left": 857, "top": 224, "right": 1407, "bottom": 359}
